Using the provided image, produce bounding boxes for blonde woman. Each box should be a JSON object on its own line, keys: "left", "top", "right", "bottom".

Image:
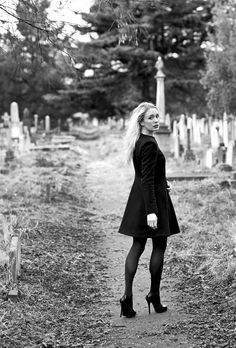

{"left": 118, "top": 102, "right": 180, "bottom": 318}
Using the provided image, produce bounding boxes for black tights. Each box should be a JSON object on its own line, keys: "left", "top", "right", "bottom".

{"left": 124, "top": 236, "right": 167, "bottom": 298}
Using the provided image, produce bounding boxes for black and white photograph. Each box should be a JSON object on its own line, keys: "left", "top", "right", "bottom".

{"left": 0, "top": 0, "right": 235, "bottom": 347}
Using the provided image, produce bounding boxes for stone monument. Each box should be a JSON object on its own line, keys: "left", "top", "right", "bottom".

{"left": 154, "top": 57, "right": 172, "bottom": 152}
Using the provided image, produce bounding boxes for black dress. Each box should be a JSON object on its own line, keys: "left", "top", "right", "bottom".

{"left": 118, "top": 133, "right": 180, "bottom": 238}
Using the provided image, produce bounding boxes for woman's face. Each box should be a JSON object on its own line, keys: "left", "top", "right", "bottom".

{"left": 140, "top": 107, "right": 160, "bottom": 134}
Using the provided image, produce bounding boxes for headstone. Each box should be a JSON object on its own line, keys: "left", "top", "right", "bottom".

{"left": 204, "top": 119, "right": 209, "bottom": 135}
{"left": 226, "top": 140, "right": 235, "bottom": 167}
{"left": 199, "top": 118, "right": 205, "bottom": 134}
{"left": 107, "top": 117, "right": 112, "bottom": 129}
{"left": 24, "top": 129, "right": 31, "bottom": 152}
{"left": 192, "top": 114, "right": 197, "bottom": 143}
{"left": 22, "top": 107, "right": 31, "bottom": 135}
{"left": 210, "top": 121, "right": 220, "bottom": 148}
{"left": 2, "top": 112, "right": 10, "bottom": 127}
{"left": 192, "top": 114, "right": 201, "bottom": 145}
{"left": 92, "top": 117, "right": 99, "bottom": 127}
{"left": 34, "top": 114, "right": 38, "bottom": 131}
{"left": 10, "top": 102, "right": 20, "bottom": 123}
{"left": 218, "top": 118, "right": 223, "bottom": 137}
{"left": 172, "top": 120, "right": 179, "bottom": 159}
{"left": 184, "top": 117, "right": 195, "bottom": 161}
{"left": 232, "top": 119, "right": 236, "bottom": 142}
{"left": 45, "top": 115, "right": 50, "bottom": 133}
{"left": 178, "top": 114, "right": 187, "bottom": 146}
{"left": 223, "top": 112, "right": 229, "bottom": 147}
{"left": 208, "top": 116, "right": 212, "bottom": 135}
{"left": 205, "top": 148, "right": 213, "bottom": 168}
{"left": 165, "top": 113, "right": 171, "bottom": 129}
{"left": 10, "top": 102, "right": 21, "bottom": 140}
{"left": 196, "top": 119, "right": 202, "bottom": 144}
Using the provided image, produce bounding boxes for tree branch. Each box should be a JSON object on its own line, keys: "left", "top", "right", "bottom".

{"left": 0, "top": 5, "right": 51, "bottom": 33}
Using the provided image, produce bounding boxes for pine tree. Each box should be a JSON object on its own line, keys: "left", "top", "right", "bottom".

{"left": 70, "top": 0, "right": 212, "bottom": 118}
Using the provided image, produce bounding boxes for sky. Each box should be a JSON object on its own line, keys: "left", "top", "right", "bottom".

{"left": 49, "top": 0, "right": 94, "bottom": 25}
{"left": 49, "top": 0, "right": 95, "bottom": 41}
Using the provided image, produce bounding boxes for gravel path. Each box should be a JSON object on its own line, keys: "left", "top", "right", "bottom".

{"left": 82, "top": 135, "right": 194, "bottom": 348}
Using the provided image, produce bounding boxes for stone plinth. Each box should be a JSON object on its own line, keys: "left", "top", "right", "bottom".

{"left": 154, "top": 123, "right": 172, "bottom": 153}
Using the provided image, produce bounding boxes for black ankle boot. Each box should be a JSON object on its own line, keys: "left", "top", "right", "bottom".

{"left": 145, "top": 293, "right": 167, "bottom": 314}
{"left": 120, "top": 295, "right": 136, "bottom": 318}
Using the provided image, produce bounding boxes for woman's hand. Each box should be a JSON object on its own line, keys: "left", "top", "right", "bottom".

{"left": 147, "top": 213, "right": 158, "bottom": 229}
{"left": 166, "top": 180, "right": 172, "bottom": 192}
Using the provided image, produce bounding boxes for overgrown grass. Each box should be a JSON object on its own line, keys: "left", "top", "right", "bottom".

{"left": 0, "top": 149, "right": 112, "bottom": 348}
{"left": 166, "top": 179, "right": 236, "bottom": 347}
{"left": 169, "top": 179, "right": 236, "bottom": 281}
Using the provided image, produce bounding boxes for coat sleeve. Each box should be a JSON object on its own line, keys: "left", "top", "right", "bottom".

{"left": 140, "top": 142, "right": 158, "bottom": 215}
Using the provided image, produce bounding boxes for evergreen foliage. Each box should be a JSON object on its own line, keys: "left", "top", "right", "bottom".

{"left": 201, "top": 0, "right": 236, "bottom": 116}
{"left": 70, "top": 0, "right": 212, "bottom": 118}
{"left": 0, "top": 0, "right": 66, "bottom": 124}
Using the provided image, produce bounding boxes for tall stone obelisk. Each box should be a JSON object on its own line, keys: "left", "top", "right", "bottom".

{"left": 154, "top": 56, "right": 171, "bottom": 152}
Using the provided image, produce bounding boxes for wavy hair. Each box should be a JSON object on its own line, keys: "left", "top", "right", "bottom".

{"left": 124, "top": 102, "right": 158, "bottom": 164}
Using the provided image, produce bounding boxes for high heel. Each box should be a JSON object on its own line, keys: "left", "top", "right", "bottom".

{"left": 145, "top": 293, "right": 167, "bottom": 314}
{"left": 120, "top": 295, "right": 136, "bottom": 318}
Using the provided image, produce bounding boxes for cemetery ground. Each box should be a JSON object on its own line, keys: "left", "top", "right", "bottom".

{"left": 0, "top": 130, "right": 236, "bottom": 348}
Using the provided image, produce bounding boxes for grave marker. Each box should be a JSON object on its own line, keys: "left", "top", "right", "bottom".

{"left": 165, "top": 113, "right": 171, "bottom": 129}
{"left": 205, "top": 148, "right": 213, "bottom": 168}
{"left": 223, "top": 112, "right": 229, "bottom": 147}
{"left": 226, "top": 140, "right": 235, "bottom": 167}
{"left": 45, "top": 115, "right": 50, "bottom": 133}
{"left": 172, "top": 120, "right": 179, "bottom": 159}
{"left": 34, "top": 114, "right": 38, "bottom": 131}
{"left": 10, "top": 102, "right": 21, "bottom": 140}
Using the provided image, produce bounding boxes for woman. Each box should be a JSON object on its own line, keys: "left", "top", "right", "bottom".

{"left": 118, "top": 102, "right": 180, "bottom": 318}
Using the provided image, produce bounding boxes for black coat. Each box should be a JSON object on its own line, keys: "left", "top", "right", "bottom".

{"left": 118, "top": 133, "right": 180, "bottom": 238}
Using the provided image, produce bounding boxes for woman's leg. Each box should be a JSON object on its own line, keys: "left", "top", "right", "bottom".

{"left": 149, "top": 236, "right": 167, "bottom": 297}
{"left": 124, "top": 237, "right": 147, "bottom": 297}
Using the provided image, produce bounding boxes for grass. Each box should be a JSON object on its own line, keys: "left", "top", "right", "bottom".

{"left": 0, "top": 149, "right": 112, "bottom": 348}
{"left": 169, "top": 179, "right": 236, "bottom": 281}
{"left": 165, "top": 178, "right": 236, "bottom": 347}
{"left": 0, "top": 132, "right": 235, "bottom": 347}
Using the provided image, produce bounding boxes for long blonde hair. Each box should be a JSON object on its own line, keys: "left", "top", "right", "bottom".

{"left": 124, "top": 101, "right": 157, "bottom": 164}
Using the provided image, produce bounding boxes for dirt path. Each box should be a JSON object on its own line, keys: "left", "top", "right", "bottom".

{"left": 81, "top": 135, "right": 194, "bottom": 348}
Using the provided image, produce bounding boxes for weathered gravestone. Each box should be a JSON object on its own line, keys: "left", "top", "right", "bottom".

{"left": 0, "top": 214, "right": 21, "bottom": 301}
{"left": 10, "top": 102, "right": 21, "bottom": 140}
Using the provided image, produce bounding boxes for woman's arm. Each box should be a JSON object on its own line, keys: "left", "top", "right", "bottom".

{"left": 140, "top": 142, "right": 158, "bottom": 216}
